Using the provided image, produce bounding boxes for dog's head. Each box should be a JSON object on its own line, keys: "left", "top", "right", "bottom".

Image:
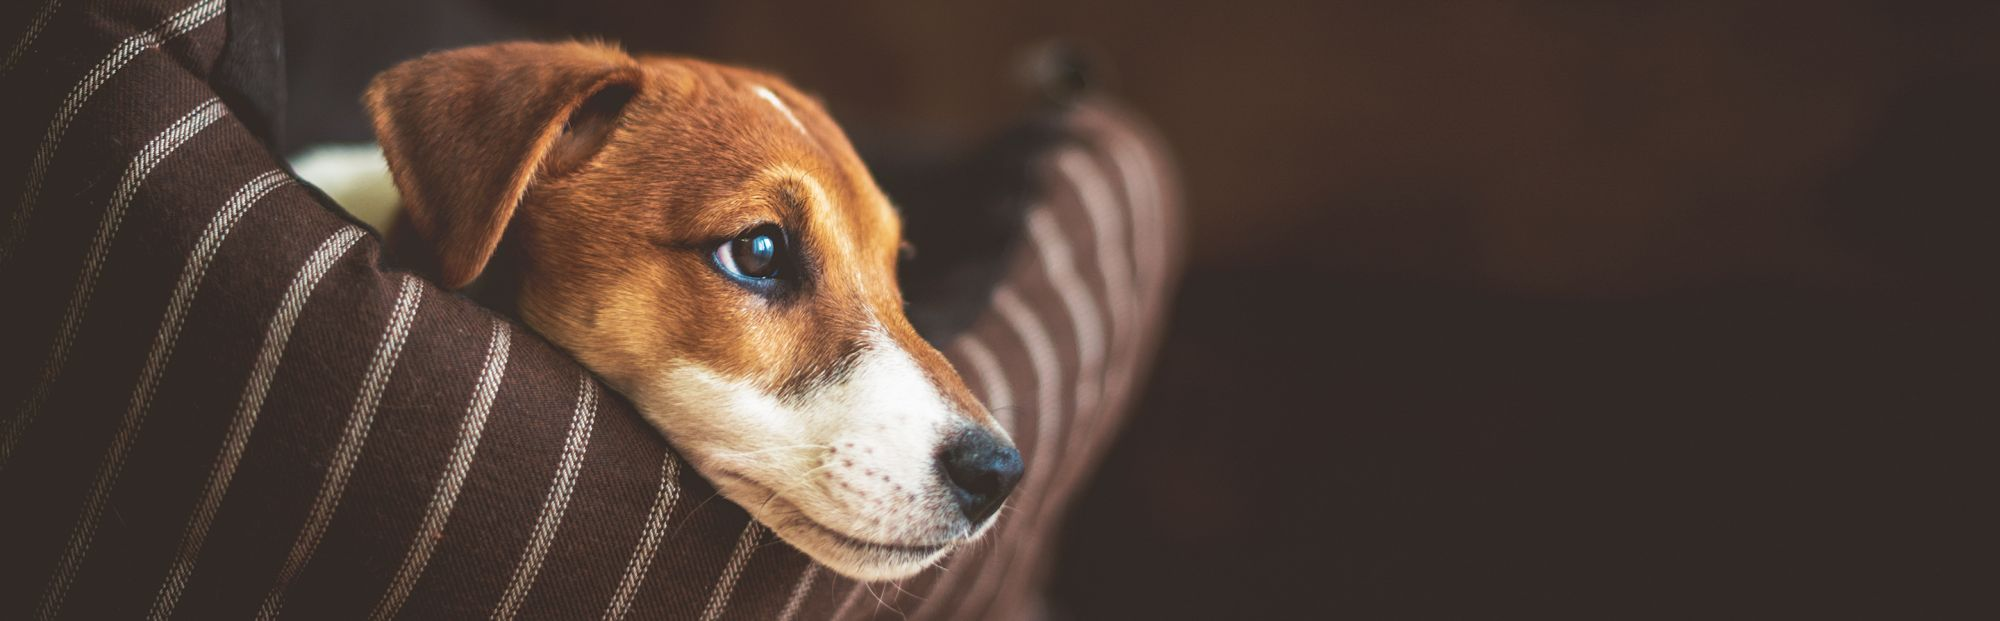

{"left": 365, "top": 41, "right": 1021, "bottom": 580}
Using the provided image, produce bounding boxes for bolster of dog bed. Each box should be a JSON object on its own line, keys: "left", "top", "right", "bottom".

{"left": 0, "top": 1, "right": 1182, "bottom": 618}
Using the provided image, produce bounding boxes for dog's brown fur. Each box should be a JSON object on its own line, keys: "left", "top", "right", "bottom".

{"left": 365, "top": 42, "right": 1013, "bottom": 578}
{"left": 366, "top": 41, "right": 986, "bottom": 422}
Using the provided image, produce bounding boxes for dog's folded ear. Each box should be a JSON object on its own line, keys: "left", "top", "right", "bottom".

{"left": 365, "top": 41, "right": 643, "bottom": 289}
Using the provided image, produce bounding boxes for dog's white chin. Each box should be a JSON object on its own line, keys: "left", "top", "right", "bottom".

{"left": 777, "top": 528, "right": 952, "bottom": 582}
{"left": 757, "top": 495, "right": 960, "bottom": 581}
{"left": 619, "top": 339, "right": 999, "bottom": 581}
{"left": 701, "top": 465, "right": 987, "bottom": 581}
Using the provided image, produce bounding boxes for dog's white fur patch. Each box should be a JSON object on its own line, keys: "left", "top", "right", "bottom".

{"left": 289, "top": 142, "right": 400, "bottom": 231}
{"left": 622, "top": 330, "right": 991, "bottom": 580}
{"left": 751, "top": 85, "right": 810, "bottom": 136}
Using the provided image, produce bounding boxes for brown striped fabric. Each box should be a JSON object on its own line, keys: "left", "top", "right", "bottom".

{"left": 0, "top": 1, "right": 1182, "bottom": 619}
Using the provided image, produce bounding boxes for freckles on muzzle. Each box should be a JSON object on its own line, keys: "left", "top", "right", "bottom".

{"left": 665, "top": 328, "right": 1025, "bottom": 577}
{"left": 790, "top": 337, "right": 1026, "bottom": 532}
{"left": 808, "top": 422, "right": 1022, "bottom": 535}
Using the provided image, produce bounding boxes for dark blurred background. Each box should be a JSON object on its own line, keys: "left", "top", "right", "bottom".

{"left": 287, "top": 1, "right": 1998, "bottom": 617}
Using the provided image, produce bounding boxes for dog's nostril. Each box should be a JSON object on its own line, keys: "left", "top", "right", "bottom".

{"left": 939, "top": 430, "right": 1025, "bottom": 525}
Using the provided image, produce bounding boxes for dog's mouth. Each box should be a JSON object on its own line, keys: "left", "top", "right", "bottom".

{"left": 771, "top": 504, "right": 956, "bottom": 557}
{"left": 709, "top": 468, "right": 965, "bottom": 577}
{"left": 776, "top": 507, "right": 954, "bottom": 555}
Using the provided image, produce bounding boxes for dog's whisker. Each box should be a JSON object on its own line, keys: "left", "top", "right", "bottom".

{"left": 757, "top": 488, "right": 785, "bottom": 513}
{"left": 888, "top": 579, "right": 927, "bottom": 603}
{"left": 751, "top": 460, "right": 840, "bottom": 505}
{"left": 709, "top": 443, "right": 832, "bottom": 460}
{"left": 665, "top": 489, "right": 731, "bottom": 542}
{"left": 866, "top": 582, "right": 888, "bottom": 613}
{"left": 885, "top": 580, "right": 914, "bottom": 620}
{"left": 865, "top": 581, "right": 910, "bottom": 621}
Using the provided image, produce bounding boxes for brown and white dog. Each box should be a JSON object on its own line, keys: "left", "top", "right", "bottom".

{"left": 357, "top": 41, "right": 1021, "bottom": 581}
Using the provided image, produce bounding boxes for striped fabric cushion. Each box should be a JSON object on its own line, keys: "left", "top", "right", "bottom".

{"left": 0, "top": 1, "right": 1181, "bottom": 619}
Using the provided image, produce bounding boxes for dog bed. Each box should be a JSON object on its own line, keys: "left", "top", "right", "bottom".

{"left": 0, "top": 0, "right": 1180, "bottom": 617}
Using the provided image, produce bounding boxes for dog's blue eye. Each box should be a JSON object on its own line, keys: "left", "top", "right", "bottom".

{"left": 715, "top": 225, "right": 785, "bottom": 280}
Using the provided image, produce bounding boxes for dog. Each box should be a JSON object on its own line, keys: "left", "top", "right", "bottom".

{"left": 357, "top": 41, "right": 1022, "bottom": 581}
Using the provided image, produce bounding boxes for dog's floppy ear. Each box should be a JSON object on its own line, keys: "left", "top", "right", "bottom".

{"left": 365, "top": 41, "right": 642, "bottom": 289}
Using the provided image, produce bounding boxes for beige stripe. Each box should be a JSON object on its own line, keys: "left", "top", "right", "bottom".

{"left": 3, "top": 96, "right": 228, "bottom": 469}
{"left": 936, "top": 110, "right": 1171, "bottom": 621}
{"left": 699, "top": 524, "right": 765, "bottom": 621}
{"left": 4, "top": 96, "right": 228, "bottom": 471}
{"left": 1043, "top": 150, "right": 1142, "bottom": 512}
{"left": 918, "top": 557, "right": 982, "bottom": 617}
{"left": 829, "top": 581, "right": 866, "bottom": 621}
{"left": 33, "top": 168, "right": 285, "bottom": 619}
{"left": 258, "top": 274, "right": 427, "bottom": 620}
{"left": 977, "top": 154, "right": 1147, "bottom": 621}
{"left": 149, "top": 225, "right": 367, "bottom": 620}
{"left": 983, "top": 116, "right": 1175, "bottom": 621}
{"left": 775, "top": 564, "right": 822, "bottom": 621}
{"left": 1026, "top": 151, "right": 1167, "bottom": 593}
{"left": 0, "top": 0, "right": 64, "bottom": 76}
{"left": 950, "top": 287, "right": 1066, "bottom": 619}
{"left": 370, "top": 318, "right": 514, "bottom": 621}
{"left": 1026, "top": 208, "right": 1107, "bottom": 418}
{"left": 1057, "top": 148, "right": 1137, "bottom": 387}
{"left": 984, "top": 182, "right": 1144, "bottom": 621}
{"left": 1045, "top": 117, "right": 1174, "bottom": 514}
{"left": 920, "top": 337, "right": 1018, "bottom": 615}
{"left": 995, "top": 287, "right": 1063, "bottom": 459}
{"left": 492, "top": 375, "right": 601, "bottom": 621}
{"left": 601, "top": 453, "right": 684, "bottom": 621}
{"left": 912, "top": 549, "right": 970, "bottom": 621}
{"left": 930, "top": 117, "right": 1165, "bottom": 621}
{"left": 1077, "top": 105, "right": 1171, "bottom": 300}
{"left": 955, "top": 336, "right": 1016, "bottom": 433}
{"left": 22, "top": 98, "right": 226, "bottom": 619}
{"left": 1, "top": 0, "right": 228, "bottom": 265}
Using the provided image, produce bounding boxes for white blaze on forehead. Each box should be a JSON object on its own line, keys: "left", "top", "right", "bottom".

{"left": 752, "top": 85, "right": 810, "bottom": 136}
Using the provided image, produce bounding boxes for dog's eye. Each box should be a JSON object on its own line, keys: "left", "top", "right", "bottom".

{"left": 714, "top": 225, "right": 787, "bottom": 280}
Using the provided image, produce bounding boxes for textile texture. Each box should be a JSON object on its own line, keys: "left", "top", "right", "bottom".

{"left": 0, "top": 1, "right": 1182, "bottom": 618}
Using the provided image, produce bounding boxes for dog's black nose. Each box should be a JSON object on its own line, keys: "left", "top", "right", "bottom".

{"left": 939, "top": 430, "right": 1024, "bottom": 524}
